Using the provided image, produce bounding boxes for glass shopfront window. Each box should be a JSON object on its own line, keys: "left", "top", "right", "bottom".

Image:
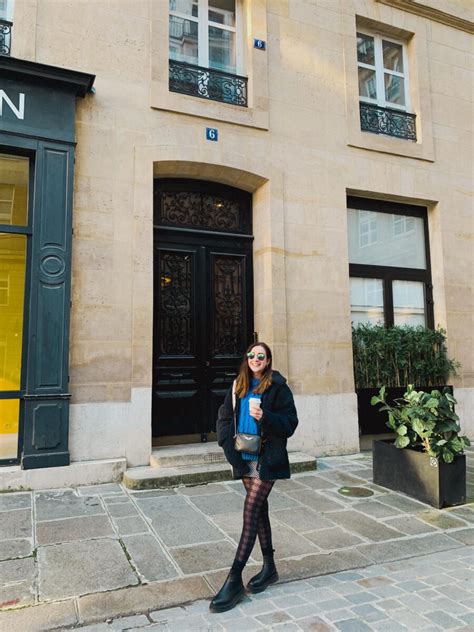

{"left": 0, "top": 154, "right": 29, "bottom": 462}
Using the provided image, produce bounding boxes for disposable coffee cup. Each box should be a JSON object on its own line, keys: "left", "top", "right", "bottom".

{"left": 249, "top": 397, "right": 261, "bottom": 415}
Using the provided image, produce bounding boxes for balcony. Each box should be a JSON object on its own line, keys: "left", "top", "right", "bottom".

{"left": 169, "top": 59, "right": 248, "bottom": 107}
{"left": 359, "top": 102, "right": 417, "bottom": 141}
{"left": 0, "top": 19, "right": 12, "bottom": 56}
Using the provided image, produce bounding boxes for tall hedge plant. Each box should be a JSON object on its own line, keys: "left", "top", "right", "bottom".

{"left": 352, "top": 324, "right": 459, "bottom": 389}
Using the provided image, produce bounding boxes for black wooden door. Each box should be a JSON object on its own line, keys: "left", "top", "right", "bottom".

{"left": 153, "top": 180, "right": 254, "bottom": 440}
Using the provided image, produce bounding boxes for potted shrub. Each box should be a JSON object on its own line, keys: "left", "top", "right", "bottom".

{"left": 371, "top": 385, "right": 470, "bottom": 508}
{"left": 352, "top": 324, "right": 459, "bottom": 435}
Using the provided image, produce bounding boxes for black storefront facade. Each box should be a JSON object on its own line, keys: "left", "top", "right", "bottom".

{"left": 0, "top": 56, "right": 94, "bottom": 470}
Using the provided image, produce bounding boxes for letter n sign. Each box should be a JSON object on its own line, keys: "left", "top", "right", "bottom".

{"left": 0, "top": 90, "right": 25, "bottom": 119}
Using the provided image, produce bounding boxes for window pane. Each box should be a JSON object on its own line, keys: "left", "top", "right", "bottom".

{"left": 0, "top": 234, "right": 27, "bottom": 391}
{"left": 169, "top": 0, "right": 198, "bottom": 18}
{"left": 0, "top": 399, "right": 19, "bottom": 460}
{"left": 209, "top": 0, "right": 235, "bottom": 27}
{"left": 358, "top": 67, "right": 377, "bottom": 99}
{"left": 0, "top": 154, "right": 29, "bottom": 226}
{"left": 169, "top": 15, "right": 199, "bottom": 65}
{"left": 350, "top": 278, "right": 384, "bottom": 325}
{"left": 384, "top": 73, "right": 405, "bottom": 105}
{"left": 348, "top": 208, "right": 426, "bottom": 269}
{"left": 209, "top": 26, "right": 236, "bottom": 72}
{"left": 383, "top": 40, "right": 404, "bottom": 72}
{"left": 393, "top": 280, "right": 426, "bottom": 326}
{"left": 357, "top": 33, "right": 375, "bottom": 65}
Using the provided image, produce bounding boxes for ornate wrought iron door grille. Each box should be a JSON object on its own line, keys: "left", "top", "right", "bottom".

{"left": 0, "top": 19, "right": 12, "bottom": 56}
{"left": 169, "top": 60, "right": 248, "bottom": 107}
{"left": 359, "top": 102, "right": 417, "bottom": 141}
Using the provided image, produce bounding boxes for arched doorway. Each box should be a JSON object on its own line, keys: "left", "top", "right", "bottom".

{"left": 153, "top": 179, "right": 254, "bottom": 445}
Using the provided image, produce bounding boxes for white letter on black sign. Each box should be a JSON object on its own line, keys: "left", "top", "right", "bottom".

{"left": 0, "top": 91, "right": 25, "bottom": 119}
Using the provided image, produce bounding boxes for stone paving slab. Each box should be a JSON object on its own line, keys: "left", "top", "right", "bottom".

{"left": 0, "top": 492, "right": 31, "bottom": 511}
{"left": 0, "top": 579, "right": 35, "bottom": 610}
{"left": 272, "top": 506, "right": 336, "bottom": 532}
{"left": 134, "top": 495, "right": 224, "bottom": 546}
{"left": 170, "top": 539, "right": 237, "bottom": 574}
{"left": 35, "top": 490, "right": 104, "bottom": 521}
{"left": 0, "top": 538, "right": 32, "bottom": 560}
{"left": 122, "top": 534, "right": 179, "bottom": 582}
{"left": 0, "top": 599, "right": 77, "bottom": 632}
{"left": 325, "top": 510, "right": 404, "bottom": 542}
{"left": 0, "top": 508, "right": 32, "bottom": 540}
{"left": 38, "top": 538, "right": 139, "bottom": 600}
{"left": 304, "top": 527, "right": 365, "bottom": 550}
{"left": 0, "top": 556, "right": 35, "bottom": 584}
{"left": 36, "top": 514, "right": 115, "bottom": 545}
{"left": 77, "top": 576, "right": 213, "bottom": 624}
{"left": 356, "top": 532, "right": 464, "bottom": 564}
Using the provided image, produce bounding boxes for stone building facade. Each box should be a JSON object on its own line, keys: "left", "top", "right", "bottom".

{"left": 0, "top": 0, "right": 472, "bottom": 485}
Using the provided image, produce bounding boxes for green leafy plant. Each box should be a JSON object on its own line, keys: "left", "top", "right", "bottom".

{"left": 371, "top": 385, "right": 470, "bottom": 463}
{"left": 352, "top": 324, "right": 460, "bottom": 389}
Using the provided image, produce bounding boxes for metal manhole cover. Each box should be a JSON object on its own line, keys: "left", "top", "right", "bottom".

{"left": 338, "top": 486, "right": 374, "bottom": 498}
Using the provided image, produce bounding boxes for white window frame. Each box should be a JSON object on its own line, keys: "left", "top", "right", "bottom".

{"left": 0, "top": 185, "right": 14, "bottom": 225}
{"left": 358, "top": 210, "right": 377, "bottom": 248}
{"left": 357, "top": 29, "right": 411, "bottom": 112}
{"left": 393, "top": 214, "right": 415, "bottom": 237}
{"left": 169, "top": 0, "right": 244, "bottom": 75}
{"left": 0, "top": 273, "right": 9, "bottom": 306}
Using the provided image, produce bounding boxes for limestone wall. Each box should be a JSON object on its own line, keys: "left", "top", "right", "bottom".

{"left": 10, "top": 0, "right": 473, "bottom": 462}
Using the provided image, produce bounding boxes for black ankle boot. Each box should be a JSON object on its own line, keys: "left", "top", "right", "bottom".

{"left": 209, "top": 568, "right": 245, "bottom": 613}
{"left": 247, "top": 551, "right": 279, "bottom": 594}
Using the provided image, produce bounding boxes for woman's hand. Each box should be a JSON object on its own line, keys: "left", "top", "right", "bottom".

{"left": 250, "top": 406, "right": 263, "bottom": 421}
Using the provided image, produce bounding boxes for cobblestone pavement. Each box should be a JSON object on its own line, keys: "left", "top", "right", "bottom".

{"left": 67, "top": 544, "right": 474, "bottom": 631}
{"left": 0, "top": 449, "right": 473, "bottom": 631}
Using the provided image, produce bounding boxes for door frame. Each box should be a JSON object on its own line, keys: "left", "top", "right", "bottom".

{"left": 153, "top": 178, "right": 254, "bottom": 444}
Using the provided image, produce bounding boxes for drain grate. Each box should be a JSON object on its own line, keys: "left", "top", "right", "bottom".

{"left": 338, "top": 486, "right": 374, "bottom": 498}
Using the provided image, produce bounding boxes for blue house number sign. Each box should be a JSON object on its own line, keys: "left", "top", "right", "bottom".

{"left": 254, "top": 39, "right": 266, "bottom": 50}
{"left": 206, "top": 127, "right": 218, "bottom": 141}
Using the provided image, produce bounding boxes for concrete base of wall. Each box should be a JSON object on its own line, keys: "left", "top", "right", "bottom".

{"left": 69, "top": 388, "right": 152, "bottom": 467}
{"left": 456, "top": 387, "right": 474, "bottom": 440}
{"left": 289, "top": 392, "right": 360, "bottom": 456}
{"left": 0, "top": 457, "right": 127, "bottom": 491}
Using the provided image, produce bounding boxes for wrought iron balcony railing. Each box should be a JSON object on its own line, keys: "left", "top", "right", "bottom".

{"left": 0, "top": 19, "right": 12, "bottom": 56}
{"left": 169, "top": 59, "right": 248, "bottom": 107}
{"left": 359, "top": 102, "right": 417, "bottom": 141}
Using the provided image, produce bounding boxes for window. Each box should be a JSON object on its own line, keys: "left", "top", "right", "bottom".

{"left": 357, "top": 30, "right": 416, "bottom": 141}
{"left": 358, "top": 210, "right": 377, "bottom": 248}
{"left": 348, "top": 197, "right": 433, "bottom": 329}
{"left": 0, "top": 272, "right": 9, "bottom": 305}
{"left": 0, "top": 0, "right": 12, "bottom": 56}
{"left": 0, "top": 0, "right": 12, "bottom": 20}
{"left": 0, "top": 185, "right": 14, "bottom": 224}
{"left": 168, "top": 0, "right": 247, "bottom": 106}
{"left": 0, "top": 153, "right": 28, "bottom": 463}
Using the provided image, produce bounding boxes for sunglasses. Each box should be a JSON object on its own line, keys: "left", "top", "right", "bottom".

{"left": 247, "top": 352, "right": 266, "bottom": 361}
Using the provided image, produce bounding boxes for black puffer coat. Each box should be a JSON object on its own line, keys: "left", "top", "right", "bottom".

{"left": 216, "top": 370, "right": 298, "bottom": 480}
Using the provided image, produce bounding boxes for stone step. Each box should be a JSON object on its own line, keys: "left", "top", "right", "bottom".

{"left": 123, "top": 451, "right": 317, "bottom": 489}
{"left": 149, "top": 442, "right": 226, "bottom": 468}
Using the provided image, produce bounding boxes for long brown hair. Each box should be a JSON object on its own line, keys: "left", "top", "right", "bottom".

{"left": 235, "top": 342, "right": 273, "bottom": 398}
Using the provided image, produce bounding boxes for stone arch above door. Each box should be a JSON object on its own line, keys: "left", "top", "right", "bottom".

{"left": 131, "top": 146, "right": 288, "bottom": 388}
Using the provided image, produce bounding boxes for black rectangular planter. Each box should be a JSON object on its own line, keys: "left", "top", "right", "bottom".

{"left": 373, "top": 440, "right": 466, "bottom": 509}
{"left": 358, "top": 386, "right": 453, "bottom": 435}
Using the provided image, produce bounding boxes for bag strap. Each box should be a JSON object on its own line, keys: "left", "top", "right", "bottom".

{"left": 232, "top": 379, "right": 237, "bottom": 437}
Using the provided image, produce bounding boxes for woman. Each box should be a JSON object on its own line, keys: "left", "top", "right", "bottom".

{"left": 210, "top": 342, "right": 298, "bottom": 613}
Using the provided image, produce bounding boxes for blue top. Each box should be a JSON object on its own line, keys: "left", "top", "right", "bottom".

{"left": 238, "top": 378, "right": 262, "bottom": 461}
